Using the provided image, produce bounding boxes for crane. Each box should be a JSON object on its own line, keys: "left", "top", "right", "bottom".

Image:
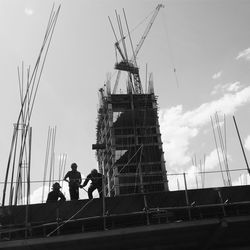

{"left": 112, "top": 4, "right": 164, "bottom": 94}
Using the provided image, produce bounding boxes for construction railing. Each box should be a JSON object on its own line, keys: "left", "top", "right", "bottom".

{"left": 0, "top": 167, "right": 250, "bottom": 241}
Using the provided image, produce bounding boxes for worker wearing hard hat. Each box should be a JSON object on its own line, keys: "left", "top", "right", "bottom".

{"left": 63, "top": 163, "right": 82, "bottom": 200}
{"left": 46, "top": 182, "right": 66, "bottom": 202}
{"left": 80, "top": 169, "right": 103, "bottom": 199}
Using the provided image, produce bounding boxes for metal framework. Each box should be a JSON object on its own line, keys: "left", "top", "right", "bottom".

{"left": 1, "top": 185, "right": 250, "bottom": 250}
{"left": 110, "top": 4, "right": 164, "bottom": 94}
{"left": 1, "top": 5, "right": 61, "bottom": 207}
{"left": 94, "top": 90, "right": 168, "bottom": 196}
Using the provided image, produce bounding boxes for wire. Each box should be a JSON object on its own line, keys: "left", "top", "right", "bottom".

{"left": 117, "top": 8, "right": 156, "bottom": 44}
{"left": 46, "top": 198, "right": 94, "bottom": 237}
{"left": 160, "top": 5, "right": 180, "bottom": 88}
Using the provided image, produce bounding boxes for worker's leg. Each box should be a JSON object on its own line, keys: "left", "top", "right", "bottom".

{"left": 74, "top": 187, "right": 79, "bottom": 200}
{"left": 69, "top": 187, "right": 74, "bottom": 200}
{"left": 97, "top": 186, "right": 103, "bottom": 198}
{"left": 88, "top": 184, "right": 96, "bottom": 199}
{"left": 69, "top": 186, "right": 79, "bottom": 200}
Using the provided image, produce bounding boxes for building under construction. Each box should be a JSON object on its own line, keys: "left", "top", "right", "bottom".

{"left": 93, "top": 4, "right": 168, "bottom": 197}
{"left": 94, "top": 90, "right": 168, "bottom": 196}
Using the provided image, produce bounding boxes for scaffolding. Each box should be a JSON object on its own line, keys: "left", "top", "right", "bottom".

{"left": 94, "top": 89, "right": 168, "bottom": 196}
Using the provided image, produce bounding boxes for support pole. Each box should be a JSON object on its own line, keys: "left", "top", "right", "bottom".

{"left": 102, "top": 165, "right": 106, "bottom": 230}
{"left": 233, "top": 116, "right": 250, "bottom": 176}
{"left": 183, "top": 173, "right": 191, "bottom": 220}
{"left": 2, "top": 127, "right": 18, "bottom": 206}
{"left": 25, "top": 127, "right": 32, "bottom": 238}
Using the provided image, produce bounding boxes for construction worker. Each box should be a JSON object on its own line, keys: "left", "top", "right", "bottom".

{"left": 80, "top": 169, "right": 103, "bottom": 199}
{"left": 46, "top": 182, "right": 66, "bottom": 202}
{"left": 63, "top": 163, "right": 82, "bottom": 200}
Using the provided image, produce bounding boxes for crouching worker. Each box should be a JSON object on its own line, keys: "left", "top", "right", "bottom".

{"left": 80, "top": 169, "right": 103, "bottom": 199}
{"left": 46, "top": 182, "right": 66, "bottom": 203}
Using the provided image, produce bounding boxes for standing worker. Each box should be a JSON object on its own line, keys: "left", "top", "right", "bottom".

{"left": 80, "top": 169, "right": 103, "bottom": 199}
{"left": 64, "top": 163, "right": 82, "bottom": 200}
{"left": 46, "top": 182, "right": 66, "bottom": 202}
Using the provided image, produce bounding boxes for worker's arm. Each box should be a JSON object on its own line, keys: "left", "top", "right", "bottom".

{"left": 80, "top": 175, "right": 90, "bottom": 188}
{"left": 78, "top": 173, "right": 82, "bottom": 185}
{"left": 59, "top": 191, "right": 66, "bottom": 201}
{"left": 63, "top": 172, "right": 69, "bottom": 182}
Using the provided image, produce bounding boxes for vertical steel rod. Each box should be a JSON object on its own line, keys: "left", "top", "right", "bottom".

{"left": 233, "top": 115, "right": 250, "bottom": 175}
{"left": 183, "top": 173, "right": 191, "bottom": 220}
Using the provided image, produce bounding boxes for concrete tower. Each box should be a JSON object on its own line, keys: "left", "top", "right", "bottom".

{"left": 93, "top": 84, "right": 168, "bottom": 196}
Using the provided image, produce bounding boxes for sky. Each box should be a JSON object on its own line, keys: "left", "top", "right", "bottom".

{"left": 1, "top": 0, "right": 250, "bottom": 203}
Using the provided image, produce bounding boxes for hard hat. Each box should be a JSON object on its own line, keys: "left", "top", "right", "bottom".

{"left": 52, "top": 182, "right": 61, "bottom": 189}
{"left": 91, "top": 169, "right": 98, "bottom": 175}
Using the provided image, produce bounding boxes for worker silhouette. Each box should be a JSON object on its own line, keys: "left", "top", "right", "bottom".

{"left": 46, "top": 182, "right": 66, "bottom": 203}
{"left": 63, "top": 163, "right": 82, "bottom": 200}
{"left": 80, "top": 169, "right": 103, "bottom": 199}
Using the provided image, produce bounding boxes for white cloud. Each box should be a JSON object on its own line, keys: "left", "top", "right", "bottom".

{"left": 160, "top": 105, "right": 198, "bottom": 167}
{"left": 185, "top": 165, "right": 200, "bottom": 189}
{"left": 25, "top": 8, "right": 34, "bottom": 16}
{"left": 211, "top": 81, "right": 242, "bottom": 95}
{"left": 30, "top": 186, "right": 49, "bottom": 204}
{"left": 232, "top": 173, "right": 250, "bottom": 186}
{"left": 28, "top": 182, "right": 92, "bottom": 204}
{"left": 236, "top": 48, "right": 250, "bottom": 61}
{"left": 167, "top": 148, "right": 232, "bottom": 191}
{"left": 212, "top": 71, "right": 222, "bottom": 80}
{"left": 160, "top": 86, "right": 250, "bottom": 170}
{"left": 211, "top": 85, "right": 221, "bottom": 95}
{"left": 227, "top": 81, "right": 241, "bottom": 92}
{"left": 205, "top": 149, "right": 220, "bottom": 170}
{"left": 167, "top": 165, "right": 205, "bottom": 190}
{"left": 205, "top": 148, "right": 231, "bottom": 170}
{"left": 29, "top": 185, "right": 69, "bottom": 204}
{"left": 244, "top": 135, "right": 250, "bottom": 151}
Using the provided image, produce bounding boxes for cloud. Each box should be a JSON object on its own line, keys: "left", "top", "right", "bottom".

{"left": 244, "top": 135, "right": 250, "bottom": 151}
{"left": 166, "top": 147, "right": 232, "bottom": 191}
{"left": 29, "top": 182, "right": 92, "bottom": 204}
{"left": 211, "top": 81, "right": 242, "bottom": 95}
{"left": 159, "top": 105, "right": 198, "bottom": 167}
{"left": 167, "top": 165, "right": 198, "bottom": 191}
{"left": 159, "top": 86, "right": 250, "bottom": 170}
{"left": 185, "top": 165, "right": 201, "bottom": 189}
{"left": 211, "top": 85, "right": 220, "bottom": 95}
{"left": 29, "top": 185, "right": 69, "bottom": 204}
{"left": 232, "top": 173, "right": 250, "bottom": 186}
{"left": 212, "top": 71, "right": 222, "bottom": 80}
{"left": 227, "top": 81, "right": 241, "bottom": 92}
{"left": 205, "top": 149, "right": 220, "bottom": 170}
{"left": 205, "top": 148, "right": 231, "bottom": 170}
{"left": 30, "top": 186, "right": 49, "bottom": 204}
{"left": 236, "top": 48, "right": 250, "bottom": 61}
{"left": 25, "top": 8, "right": 34, "bottom": 16}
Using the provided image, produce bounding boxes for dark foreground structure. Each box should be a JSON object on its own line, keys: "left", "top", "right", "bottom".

{"left": 1, "top": 185, "right": 250, "bottom": 249}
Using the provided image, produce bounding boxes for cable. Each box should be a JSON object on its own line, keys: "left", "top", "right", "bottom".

{"left": 46, "top": 198, "right": 94, "bottom": 237}
{"left": 160, "top": 5, "right": 180, "bottom": 88}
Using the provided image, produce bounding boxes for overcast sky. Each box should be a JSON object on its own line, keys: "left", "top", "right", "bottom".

{"left": 1, "top": 0, "right": 250, "bottom": 202}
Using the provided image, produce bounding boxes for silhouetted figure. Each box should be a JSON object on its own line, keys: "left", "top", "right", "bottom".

{"left": 46, "top": 182, "right": 66, "bottom": 203}
{"left": 64, "top": 163, "right": 82, "bottom": 200}
{"left": 81, "top": 169, "right": 103, "bottom": 199}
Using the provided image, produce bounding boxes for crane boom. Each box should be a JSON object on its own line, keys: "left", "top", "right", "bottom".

{"left": 113, "top": 4, "right": 164, "bottom": 94}
{"left": 133, "top": 4, "right": 164, "bottom": 62}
